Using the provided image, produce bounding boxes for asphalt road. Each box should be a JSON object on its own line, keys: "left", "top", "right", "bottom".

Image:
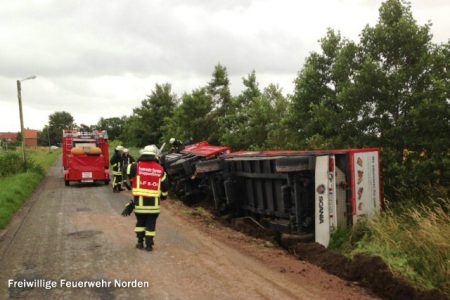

{"left": 0, "top": 158, "right": 376, "bottom": 299}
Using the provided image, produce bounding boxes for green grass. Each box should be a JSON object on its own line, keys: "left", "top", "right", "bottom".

{"left": 330, "top": 199, "right": 450, "bottom": 296}
{"left": 0, "top": 149, "right": 60, "bottom": 229}
{"left": 28, "top": 149, "right": 61, "bottom": 172}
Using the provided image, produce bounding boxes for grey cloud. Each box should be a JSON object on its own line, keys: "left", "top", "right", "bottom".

{"left": 0, "top": 0, "right": 308, "bottom": 79}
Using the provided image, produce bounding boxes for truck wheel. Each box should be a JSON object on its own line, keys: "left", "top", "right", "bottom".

{"left": 104, "top": 180, "right": 110, "bottom": 185}
{"left": 65, "top": 180, "right": 70, "bottom": 186}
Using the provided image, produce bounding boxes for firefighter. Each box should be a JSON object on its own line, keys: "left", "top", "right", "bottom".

{"left": 169, "top": 137, "right": 183, "bottom": 153}
{"left": 121, "top": 145, "right": 169, "bottom": 251}
{"left": 121, "top": 148, "right": 135, "bottom": 190}
{"left": 110, "top": 145, "right": 124, "bottom": 192}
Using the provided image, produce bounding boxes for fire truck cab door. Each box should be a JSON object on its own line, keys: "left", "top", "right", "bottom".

{"left": 315, "top": 155, "right": 337, "bottom": 247}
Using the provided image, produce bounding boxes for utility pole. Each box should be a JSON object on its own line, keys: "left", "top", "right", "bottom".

{"left": 17, "top": 80, "right": 27, "bottom": 169}
{"left": 47, "top": 126, "right": 51, "bottom": 152}
{"left": 16, "top": 75, "right": 36, "bottom": 170}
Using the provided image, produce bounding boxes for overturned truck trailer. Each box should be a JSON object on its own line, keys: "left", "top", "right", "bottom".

{"left": 164, "top": 142, "right": 381, "bottom": 247}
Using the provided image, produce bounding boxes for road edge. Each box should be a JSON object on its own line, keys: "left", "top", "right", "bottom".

{"left": 0, "top": 158, "right": 59, "bottom": 258}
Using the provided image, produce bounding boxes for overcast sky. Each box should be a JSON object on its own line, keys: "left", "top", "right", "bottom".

{"left": 1, "top": 0, "right": 449, "bottom": 132}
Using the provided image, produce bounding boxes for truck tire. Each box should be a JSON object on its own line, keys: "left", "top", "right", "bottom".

{"left": 104, "top": 180, "right": 110, "bottom": 185}
{"left": 65, "top": 180, "right": 70, "bottom": 186}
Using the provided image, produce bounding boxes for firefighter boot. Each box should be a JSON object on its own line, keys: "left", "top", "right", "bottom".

{"left": 145, "top": 236, "right": 154, "bottom": 251}
{"left": 136, "top": 233, "right": 144, "bottom": 249}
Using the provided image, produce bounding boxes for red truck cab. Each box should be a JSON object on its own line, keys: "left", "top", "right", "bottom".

{"left": 62, "top": 129, "right": 110, "bottom": 186}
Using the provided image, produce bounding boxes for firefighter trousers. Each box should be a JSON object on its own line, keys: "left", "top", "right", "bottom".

{"left": 135, "top": 213, "right": 159, "bottom": 245}
{"left": 112, "top": 174, "right": 123, "bottom": 191}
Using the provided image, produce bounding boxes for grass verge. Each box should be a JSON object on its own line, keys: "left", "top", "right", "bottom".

{"left": 0, "top": 149, "right": 60, "bottom": 229}
{"left": 330, "top": 199, "right": 450, "bottom": 296}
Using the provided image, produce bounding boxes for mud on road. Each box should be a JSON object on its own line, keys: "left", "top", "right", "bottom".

{"left": 0, "top": 158, "right": 376, "bottom": 299}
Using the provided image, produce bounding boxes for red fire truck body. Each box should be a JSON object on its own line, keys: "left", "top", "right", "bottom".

{"left": 62, "top": 130, "right": 110, "bottom": 186}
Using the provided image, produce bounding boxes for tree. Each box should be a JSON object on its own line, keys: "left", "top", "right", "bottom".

{"left": 221, "top": 71, "right": 262, "bottom": 149}
{"left": 48, "top": 111, "right": 74, "bottom": 145}
{"left": 207, "top": 64, "right": 233, "bottom": 144}
{"left": 289, "top": 29, "right": 361, "bottom": 150}
{"left": 163, "top": 88, "right": 213, "bottom": 143}
{"left": 288, "top": 0, "right": 449, "bottom": 200}
{"left": 38, "top": 126, "right": 50, "bottom": 146}
{"left": 208, "top": 63, "right": 232, "bottom": 111}
{"left": 124, "top": 83, "right": 176, "bottom": 147}
{"left": 356, "top": 0, "right": 449, "bottom": 198}
{"left": 96, "top": 116, "right": 127, "bottom": 141}
{"left": 264, "top": 84, "right": 290, "bottom": 149}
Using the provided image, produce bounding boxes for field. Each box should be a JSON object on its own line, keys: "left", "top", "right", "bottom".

{"left": 0, "top": 148, "right": 60, "bottom": 229}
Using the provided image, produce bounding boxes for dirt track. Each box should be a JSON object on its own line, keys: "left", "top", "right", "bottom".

{"left": 0, "top": 158, "right": 377, "bottom": 299}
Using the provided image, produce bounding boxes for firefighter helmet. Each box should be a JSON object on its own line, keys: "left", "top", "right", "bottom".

{"left": 141, "top": 145, "right": 158, "bottom": 156}
{"left": 123, "top": 148, "right": 129, "bottom": 153}
{"left": 115, "top": 145, "right": 124, "bottom": 151}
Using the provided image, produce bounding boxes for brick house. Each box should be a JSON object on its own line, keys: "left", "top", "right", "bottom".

{"left": 0, "top": 129, "right": 39, "bottom": 147}
{"left": 24, "top": 129, "right": 38, "bottom": 147}
{"left": 0, "top": 132, "right": 18, "bottom": 142}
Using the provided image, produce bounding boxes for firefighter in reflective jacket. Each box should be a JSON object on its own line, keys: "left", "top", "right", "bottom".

{"left": 110, "top": 145, "right": 124, "bottom": 192}
{"left": 122, "top": 145, "right": 169, "bottom": 251}
{"left": 121, "top": 148, "right": 135, "bottom": 190}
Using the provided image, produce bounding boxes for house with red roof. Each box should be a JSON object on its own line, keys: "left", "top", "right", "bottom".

{"left": 0, "top": 129, "right": 39, "bottom": 147}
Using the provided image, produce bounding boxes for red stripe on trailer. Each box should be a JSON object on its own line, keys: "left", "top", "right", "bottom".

{"left": 224, "top": 148, "right": 380, "bottom": 158}
{"left": 349, "top": 152, "right": 357, "bottom": 216}
{"left": 378, "top": 149, "right": 383, "bottom": 211}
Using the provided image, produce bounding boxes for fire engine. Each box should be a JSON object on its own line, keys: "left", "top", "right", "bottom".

{"left": 62, "top": 129, "right": 110, "bottom": 186}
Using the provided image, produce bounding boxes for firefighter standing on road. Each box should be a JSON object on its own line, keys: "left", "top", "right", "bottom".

{"left": 121, "top": 148, "right": 135, "bottom": 190}
{"left": 121, "top": 145, "right": 169, "bottom": 251}
{"left": 110, "top": 145, "right": 124, "bottom": 192}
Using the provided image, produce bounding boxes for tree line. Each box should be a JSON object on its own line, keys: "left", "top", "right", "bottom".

{"left": 39, "top": 0, "right": 449, "bottom": 202}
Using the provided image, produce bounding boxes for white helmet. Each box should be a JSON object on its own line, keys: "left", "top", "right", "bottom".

{"left": 169, "top": 138, "right": 175, "bottom": 144}
{"left": 115, "top": 145, "right": 124, "bottom": 151}
{"left": 123, "top": 148, "right": 129, "bottom": 153}
{"left": 141, "top": 144, "right": 159, "bottom": 156}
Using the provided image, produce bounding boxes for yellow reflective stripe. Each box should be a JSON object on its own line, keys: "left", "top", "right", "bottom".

{"left": 135, "top": 207, "right": 160, "bottom": 212}
{"left": 126, "top": 164, "right": 132, "bottom": 175}
{"left": 112, "top": 171, "right": 122, "bottom": 175}
{"left": 135, "top": 206, "right": 160, "bottom": 210}
{"left": 135, "top": 210, "right": 160, "bottom": 214}
{"left": 161, "top": 191, "right": 168, "bottom": 196}
{"left": 134, "top": 227, "right": 145, "bottom": 232}
{"left": 136, "top": 175, "right": 140, "bottom": 189}
{"left": 132, "top": 189, "right": 161, "bottom": 197}
{"left": 145, "top": 231, "right": 156, "bottom": 237}
{"left": 161, "top": 173, "right": 166, "bottom": 182}
{"left": 139, "top": 196, "right": 143, "bottom": 207}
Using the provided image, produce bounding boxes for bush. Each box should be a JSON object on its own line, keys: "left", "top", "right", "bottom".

{"left": 0, "top": 151, "right": 24, "bottom": 177}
